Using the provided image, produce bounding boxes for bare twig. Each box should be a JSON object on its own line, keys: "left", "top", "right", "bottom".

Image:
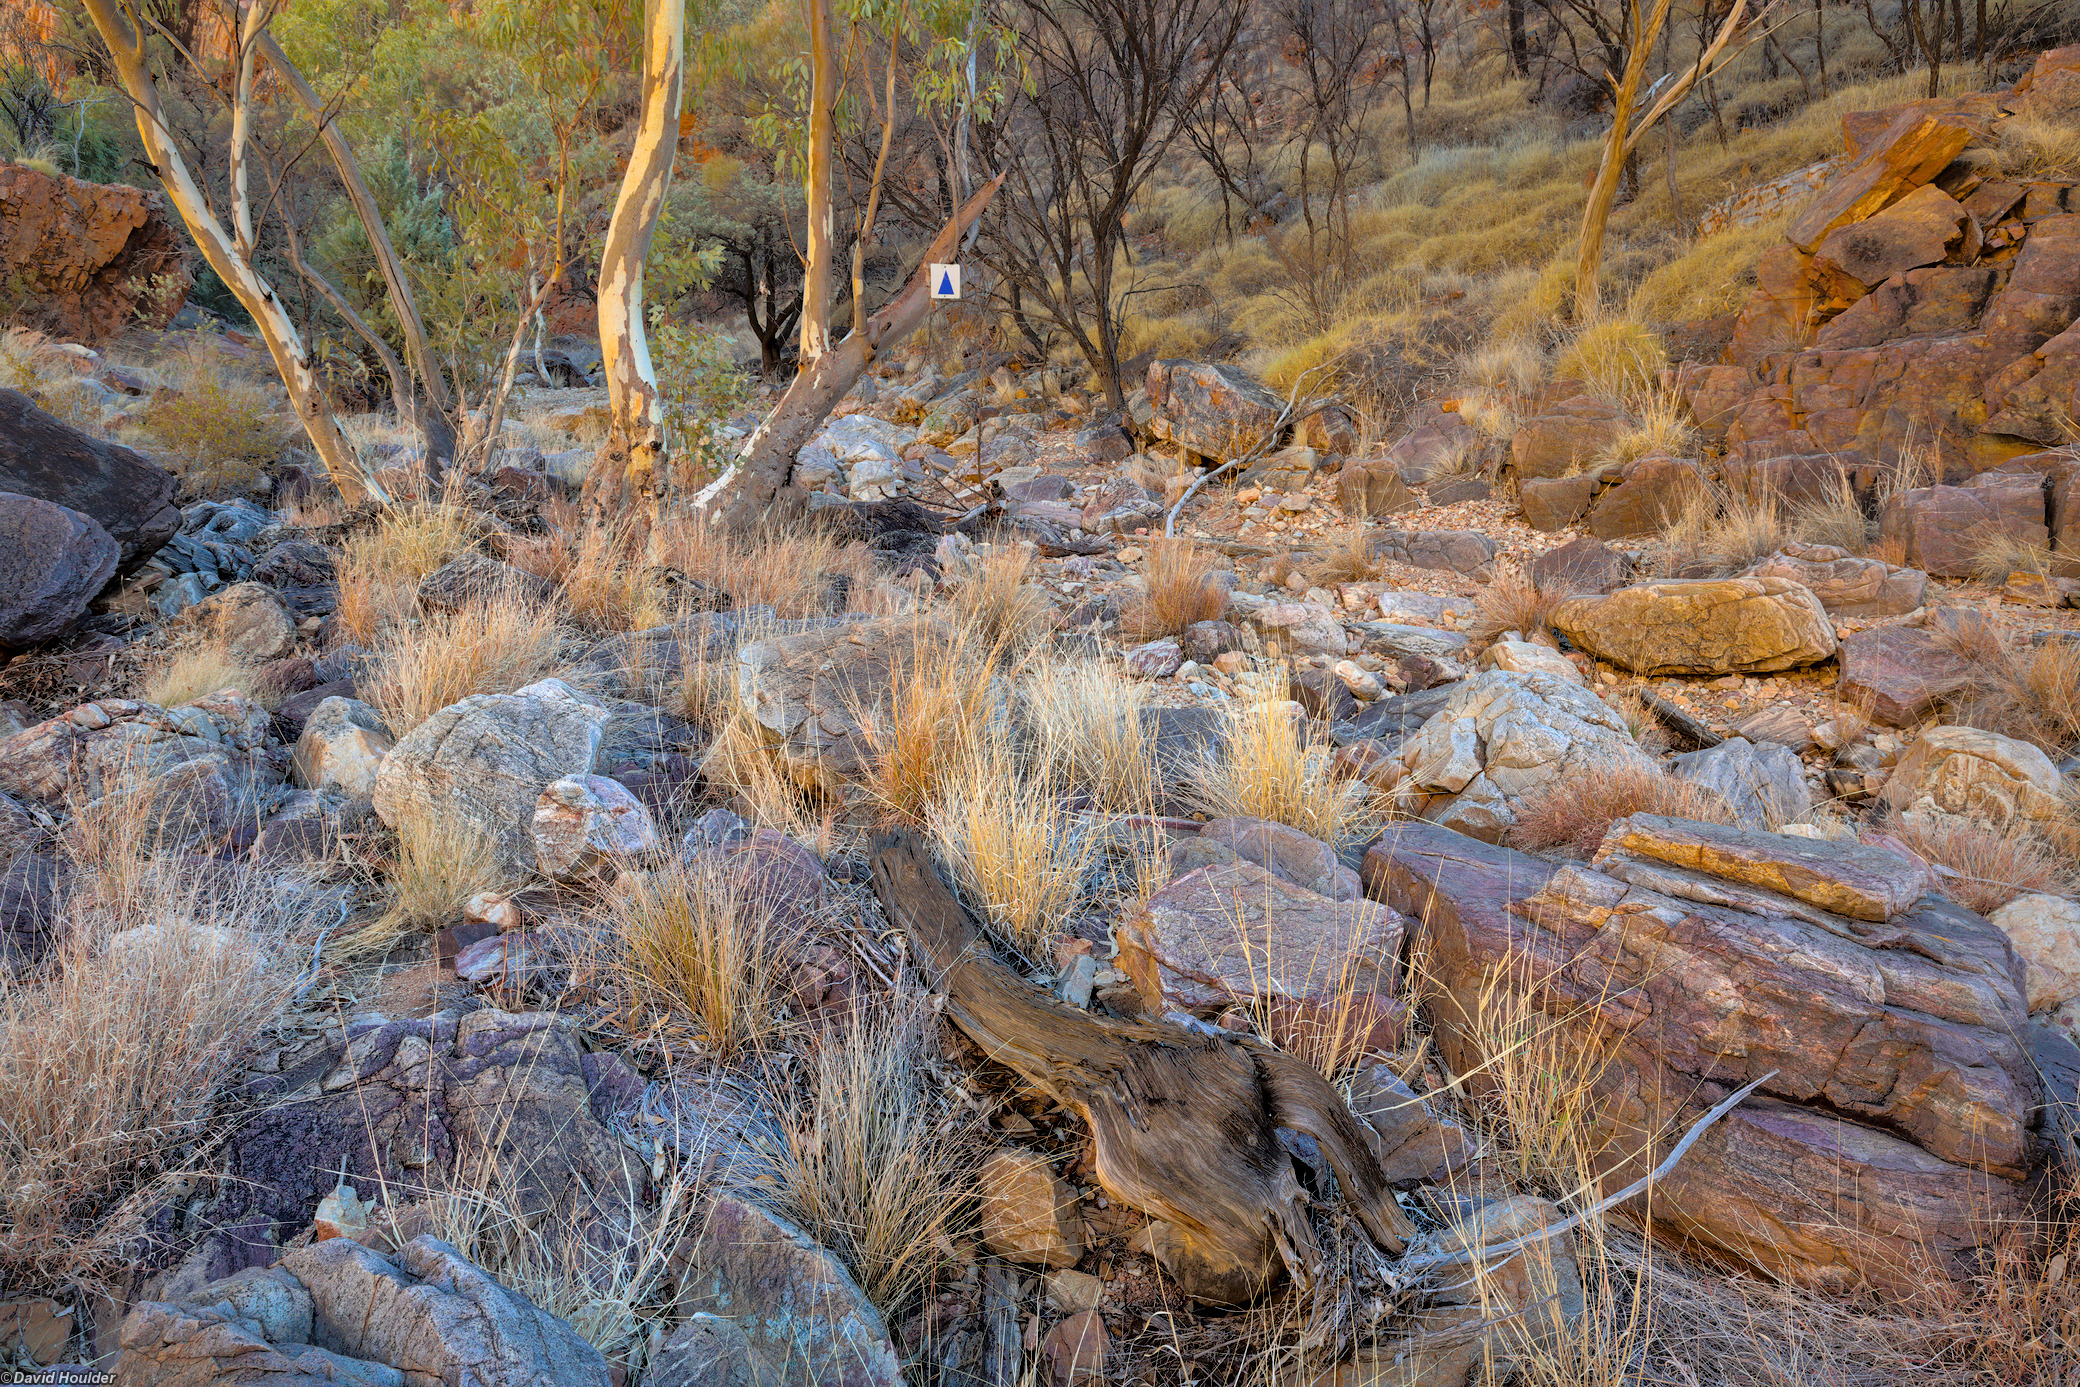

{"left": 1164, "top": 360, "right": 1341, "bottom": 537}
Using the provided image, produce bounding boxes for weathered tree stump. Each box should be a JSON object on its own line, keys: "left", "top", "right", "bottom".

{"left": 870, "top": 831, "right": 1414, "bottom": 1305}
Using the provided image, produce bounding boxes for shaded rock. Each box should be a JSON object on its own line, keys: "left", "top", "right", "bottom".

{"left": 1288, "top": 665, "right": 1360, "bottom": 722}
{"left": 291, "top": 697, "right": 393, "bottom": 799}
{"left": 532, "top": 775, "right": 659, "bottom": 881}
{"left": 1042, "top": 1311, "right": 1107, "bottom": 1386}
{"left": 1552, "top": 577, "right": 1836, "bottom": 676}
{"left": 0, "top": 387, "right": 178, "bottom": 564}
{"left": 678, "top": 1196, "right": 901, "bottom": 1387}
{"left": 1529, "top": 536, "right": 1635, "bottom": 596}
{"left": 1180, "top": 620, "right": 1242, "bottom": 664}
{"left": 978, "top": 1147, "right": 1084, "bottom": 1269}
{"left": 1746, "top": 542, "right": 1927, "bottom": 617}
{"left": 0, "top": 852, "right": 65, "bottom": 978}
{"left": 1345, "top": 1064, "right": 1470, "bottom": 1185}
{"left": 1381, "top": 412, "right": 1479, "bottom": 485}
{"left": 1880, "top": 474, "right": 2049, "bottom": 578}
{"left": 1881, "top": 724, "right": 2067, "bottom": 828}
{"left": 187, "top": 581, "right": 297, "bottom": 664}
{"left": 371, "top": 679, "right": 613, "bottom": 875}
{"left": 1732, "top": 702, "right": 1816, "bottom": 752}
{"left": 0, "top": 491, "right": 119, "bottom": 649}
{"left": 1987, "top": 894, "right": 2080, "bottom": 1013}
{"left": 0, "top": 160, "right": 188, "bottom": 345}
{"left": 1198, "top": 815, "right": 1362, "bottom": 902}
{"left": 1382, "top": 670, "right": 1655, "bottom": 840}
{"left": 416, "top": 551, "right": 554, "bottom": 614}
{"left": 1669, "top": 736, "right": 1812, "bottom": 830}
{"left": 680, "top": 817, "right": 829, "bottom": 936}
{"left": 1144, "top": 360, "right": 1286, "bottom": 460}
{"left": 1117, "top": 859, "right": 1406, "bottom": 1053}
{"left": 737, "top": 617, "right": 948, "bottom": 797}
{"left": 1836, "top": 624, "right": 1975, "bottom": 726}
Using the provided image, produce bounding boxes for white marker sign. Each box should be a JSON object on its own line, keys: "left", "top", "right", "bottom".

{"left": 929, "top": 263, "right": 962, "bottom": 300}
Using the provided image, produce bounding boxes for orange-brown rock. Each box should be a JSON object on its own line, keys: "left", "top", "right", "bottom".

{"left": 1878, "top": 470, "right": 2048, "bottom": 576}
{"left": 1813, "top": 264, "right": 2001, "bottom": 350}
{"left": 1812, "top": 183, "right": 1976, "bottom": 290}
{"left": 1509, "top": 395, "right": 1627, "bottom": 479}
{"left": 1786, "top": 109, "right": 1975, "bottom": 253}
{"left": 1839, "top": 95, "right": 2003, "bottom": 157}
{"left": 1551, "top": 576, "right": 1836, "bottom": 675}
{"left": 1363, "top": 819, "right": 2042, "bottom": 1296}
{"left": 0, "top": 160, "right": 189, "bottom": 345}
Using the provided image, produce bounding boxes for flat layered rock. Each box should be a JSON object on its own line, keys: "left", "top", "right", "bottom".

{"left": 1835, "top": 623, "right": 1976, "bottom": 725}
{"left": 1552, "top": 577, "right": 1836, "bottom": 676}
{"left": 1746, "top": 542, "right": 1927, "bottom": 617}
{"left": 1593, "top": 813, "right": 1929, "bottom": 921}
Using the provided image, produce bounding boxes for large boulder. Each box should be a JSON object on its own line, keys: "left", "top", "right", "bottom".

{"left": 1370, "top": 528, "right": 1498, "bottom": 580}
{"left": 736, "top": 617, "right": 947, "bottom": 797}
{"left": 1509, "top": 395, "right": 1628, "bottom": 480}
{"left": 1336, "top": 461, "right": 1420, "bottom": 518}
{"left": 1881, "top": 725, "right": 2068, "bottom": 829}
{"left": 1585, "top": 455, "right": 1712, "bottom": 539}
{"left": 1552, "top": 577, "right": 1836, "bottom": 676}
{"left": 185, "top": 581, "right": 298, "bottom": 664}
{"left": 0, "top": 491, "right": 119, "bottom": 649}
{"left": 1378, "top": 669, "right": 1656, "bottom": 839}
{"left": 291, "top": 697, "right": 393, "bottom": 799}
{"left": 1669, "top": 735, "right": 1812, "bottom": 830}
{"left": 1810, "top": 182, "right": 1975, "bottom": 291}
{"left": 676, "top": 1196, "right": 902, "bottom": 1387}
{"left": 1784, "top": 108, "right": 1976, "bottom": 253}
{"left": 1381, "top": 411, "right": 1480, "bottom": 484}
{"left": 1879, "top": 473, "right": 2048, "bottom": 578}
{"left": 0, "top": 690, "right": 284, "bottom": 845}
{"left": 1988, "top": 894, "right": 2080, "bottom": 1014}
{"left": 1364, "top": 817, "right": 2040, "bottom": 1295}
{"left": 136, "top": 1007, "right": 647, "bottom": 1299}
{"left": 1529, "top": 536, "right": 1636, "bottom": 596}
{"left": 1197, "top": 815, "right": 1362, "bottom": 901}
{"left": 118, "top": 1236, "right": 612, "bottom": 1387}
{"left": 0, "top": 159, "right": 189, "bottom": 344}
{"left": 1745, "top": 542, "right": 1927, "bottom": 617}
{"left": 1835, "top": 623, "right": 1976, "bottom": 725}
{"left": 371, "top": 679, "right": 615, "bottom": 874}
{"left": 0, "top": 388, "right": 178, "bottom": 564}
{"left": 1144, "top": 360, "right": 1287, "bottom": 460}
{"left": 1117, "top": 857, "right": 1407, "bottom": 1053}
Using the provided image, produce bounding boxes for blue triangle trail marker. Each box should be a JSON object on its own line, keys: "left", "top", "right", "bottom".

{"left": 928, "top": 263, "right": 962, "bottom": 300}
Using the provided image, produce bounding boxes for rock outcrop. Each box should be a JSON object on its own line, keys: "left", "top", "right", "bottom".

{"left": 0, "top": 387, "right": 178, "bottom": 564}
{"left": 0, "top": 159, "right": 189, "bottom": 345}
{"left": 1365, "top": 815, "right": 2048, "bottom": 1294}
{"left": 1144, "top": 360, "right": 1287, "bottom": 461}
{"left": 1552, "top": 577, "right": 1837, "bottom": 676}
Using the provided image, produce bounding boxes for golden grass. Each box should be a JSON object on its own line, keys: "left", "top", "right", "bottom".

{"left": 768, "top": 1000, "right": 973, "bottom": 1320}
{"left": 1787, "top": 466, "right": 1875, "bottom": 554}
{"left": 335, "top": 500, "right": 485, "bottom": 643}
{"left": 1122, "top": 537, "right": 1228, "bottom": 640}
{"left": 0, "top": 859, "right": 297, "bottom": 1293}
{"left": 562, "top": 515, "right": 667, "bottom": 634}
{"left": 947, "top": 544, "right": 1052, "bottom": 651}
{"left": 1019, "top": 657, "right": 1158, "bottom": 812}
{"left": 143, "top": 646, "right": 260, "bottom": 709}
{"left": 1997, "top": 115, "right": 2080, "bottom": 181}
{"left": 930, "top": 743, "right": 1093, "bottom": 963}
{"left": 363, "top": 587, "right": 567, "bottom": 734}
{"left": 652, "top": 519, "right": 875, "bottom": 618}
{"left": 1967, "top": 530, "right": 2059, "bottom": 587}
{"left": 0, "top": 328, "right": 106, "bottom": 432}
{"left": 1190, "top": 699, "right": 1380, "bottom": 848}
{"left": 1307, "top": 523, "right": 1379, "bottom": 587}
{"left": 1555, "top": 318, "right": 1668, "bottom": 404}
{"left": 857, "top": 627, "right": 1000, "bottom": 826}
{"left": 1943, "top": 630, "right": 2080, "bottom": 756}
{"left": 1881, "top": 812, "right": 2070, "bottom": 916}
{"left": 1657, "top": 486, "right": 1787, "bottom": 578}
{"left": 1629, "top": 219, "right": 1784, "bottom": 324}
{"left": 1592, "top": 389, "right": 1697, "bottom": 470}
{"left": 370, "top": 807, "right": 514, "bottom": 941}
{"left": 1502, "top": 765, "right": 1737, "bottom": 859}
{"left": 606, "top": 859, "right": 788, "bottom": 1061}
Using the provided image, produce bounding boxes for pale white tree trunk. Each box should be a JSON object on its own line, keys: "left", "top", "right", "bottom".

{"left": 256, "top": 32, "right": 457, "bottom": 471}
{"left": 80, "top": 0, "right": 378, "bottom": 502}
{"left": 583, "top": 0, "right": 686, "bottom": 518}
{"left": 693, "top": 175, "right": 1006, "bottom": 531}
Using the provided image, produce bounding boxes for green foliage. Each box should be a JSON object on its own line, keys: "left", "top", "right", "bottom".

{"left": 650, "top": 306, "right": 749, "bottom": 488}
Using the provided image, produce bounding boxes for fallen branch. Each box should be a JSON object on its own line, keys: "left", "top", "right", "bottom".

{"left": 1163, "top": 361, "right": 1340, "bottom": 538}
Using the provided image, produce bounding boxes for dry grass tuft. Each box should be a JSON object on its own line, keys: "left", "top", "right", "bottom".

{"left": 947, "top": 545, "right": 1052, "bottom": 651}
{"left": 1460, "top": 340, "right": 1546, "bottom": 396}
{"left": 606, "top": 860, "right": 788, "bottom": 1061}
{"left": 1944, "top": 631, "right": 2080, "bottom": 755}
{"left": 1788, "top": 466, "right": 1874, "bottom": 554}
{"left": 370, "top": 807, "right": 514, "bottom": 943}
{"left": 0, "top": 860, "right": 298, "bottom": 1293}
{"left": 364, "top": 587, "right": 567, "bottom": 734}
{"left": 143, "top": 646, "right": 260, "bottom": 709}
{"left": 652, "top": 521, "right": 875, "bottom": 618}
{"left": 1591, "top": 389, "right": 1696, "bottom": 470}
{"left": 1882, "top": 812, "right": 2070, "bottom": 916}
{"left": 1307, "top": 523, "right": 1380, "bottom": 587}
{"left": 1998, "top": 115, "right": 2080, "bottom": 180}
{"left": 1967, "top": 529, "right": 2057, "bottom": 587}
{"left": 563, "top": 516, "right": 666, "bottom": 634}
{"left": 1470, "top": 568, "right": 1563, "bottom": 647}
{"left": 931, "top": 744, "right": 1093, "bottom": 963}
{"left": 1190, "top": 699, "right": 1380, "bottom": 848}
{"left": 1554, "top": 318, "right": 1666, "bottom": 403}
{"left": 335, "top": 500, "right": 485, "bottom": 642}
{"left": 1122, "top": 537, "right": 1228, "bottom": 640}
{"left": 768, "top": 1000, "right": 974, "bottom": 1320}
{"left": 1503, "top": 764, "right": 1737, "bottom": 859}
{"left": 1657, "top": 486, "right": 1786, "bottom": 578}
{"left": 1020, "top": 658, "right": 1157, "bottom": 812}
{"left": 858, "top": 629, "right": 1000, "bottom": 826}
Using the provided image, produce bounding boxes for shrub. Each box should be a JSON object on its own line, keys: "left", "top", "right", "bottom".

{"left": 1122, "top": 537, "right": 1228, "bottom": 640}
{"left": 137, "top": 346, "right": 298, "bottom": 496}
{"left": 363, "top": 587, "right": 567, "bottom": 734}
{"left": 1554, "top": 318, "right": 1667, "bottom": 403}
{"left": 1503, "top": 764, "right": 1737, "bottom": 859}
{"left": 1656, "top": 486, "right": 1787, "bottom": 577}
{"left": 1592, "top": 390, "right": 1697, "bottom": 470}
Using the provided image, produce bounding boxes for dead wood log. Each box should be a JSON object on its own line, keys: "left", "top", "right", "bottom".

{"left": 870, "top": 830, "right": 1414, "bottom": 1307}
